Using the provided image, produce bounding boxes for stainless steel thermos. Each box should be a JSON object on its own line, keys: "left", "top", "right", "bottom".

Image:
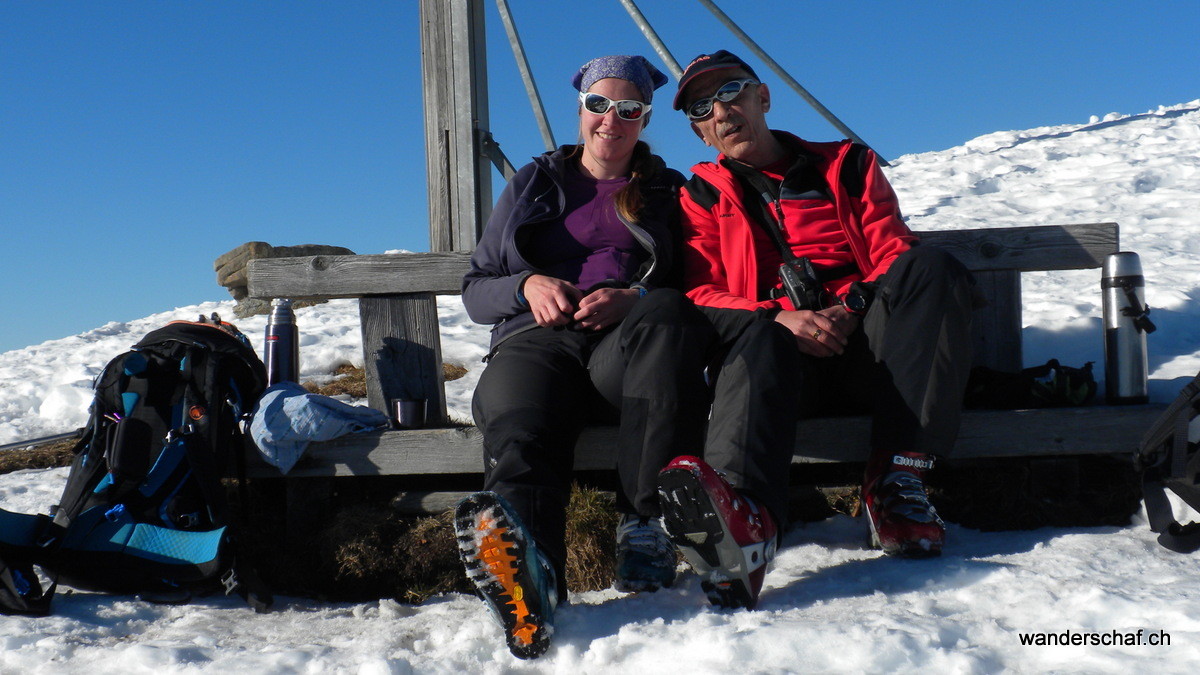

{"left": 265, "top": 298, "right": 300, "bottom": 386}
{"left": 1102, "top": 252, "right": 1155, "bottom": 404}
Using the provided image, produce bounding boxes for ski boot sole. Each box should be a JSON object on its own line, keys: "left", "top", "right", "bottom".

{"left": 454, "top": 492, "right": 553, "bottom": 659}
{"left": 657, "top": 467, "right": 760, "bottom": 609}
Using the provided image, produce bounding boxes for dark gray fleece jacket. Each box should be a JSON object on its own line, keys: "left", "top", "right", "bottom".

{"left": 461, "top": 145, "right": 685, "bottom": 349}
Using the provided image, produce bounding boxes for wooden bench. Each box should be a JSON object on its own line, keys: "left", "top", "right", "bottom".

{"left": 245, "top": 223, "right": 1165, "bottom": 513}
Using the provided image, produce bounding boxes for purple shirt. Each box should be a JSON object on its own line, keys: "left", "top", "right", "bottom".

{"left": 525, "top": 166, "right": 643, "bottom": 291}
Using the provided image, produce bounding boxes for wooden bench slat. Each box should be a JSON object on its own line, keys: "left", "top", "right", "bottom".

{"left": 918, "top": 222, "right": 1118, "bottom": 272}
{"left": 248, "top": 251, "right": 472, "bottom": 299}
{"left": 249, "top": 404, "right": 1162, "bottom": 478}
{"left": 246, "top": 224, "right": 1119, "bottom": 300}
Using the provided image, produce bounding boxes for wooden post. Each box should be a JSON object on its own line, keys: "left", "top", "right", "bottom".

{"left": 420, "top": 0, "right": 492, "bottom": 253}
{"left": 359, "top": 295, "right": 448, "bottom": 425}
{"left": 971, "top": 270, "right": 1023, "bottom": 371}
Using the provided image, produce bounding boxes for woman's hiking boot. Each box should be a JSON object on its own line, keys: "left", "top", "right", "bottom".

{"left": 614, "top": 514, "right": 676, "bottom": 592}
{"left": 862, "top": 451, "right": 945, "bottom": 558}
{"left": 656, "top": 455, "right": 777, "bottom": 609}
{"left": 454, "top": 491, "right": 558, "bottom": 660}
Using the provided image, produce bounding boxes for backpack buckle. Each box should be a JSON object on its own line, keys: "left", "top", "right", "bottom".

{"left": 220, "top": 568, "right": 240, "bottom": 596}
{"left": 104, "top": 504, "right": 127, "bottom": 523}
{"left": 165, "top": 423, "right": 196, "bottom": 444}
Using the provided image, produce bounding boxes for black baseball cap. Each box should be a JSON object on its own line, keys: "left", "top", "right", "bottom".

{"left": 672, "top": 50, "right": 760, "bottom": 111}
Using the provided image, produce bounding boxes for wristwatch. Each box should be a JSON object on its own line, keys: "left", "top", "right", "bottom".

{"left": 841, "top": 283, "right": 874, "bottom": 315}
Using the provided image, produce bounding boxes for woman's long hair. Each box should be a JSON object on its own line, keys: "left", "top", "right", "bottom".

{"left": 570, "top": 139, "right": 662, "bottom": 224}
{"left": 612, "top": 140, "right": 664, "bottom": 224}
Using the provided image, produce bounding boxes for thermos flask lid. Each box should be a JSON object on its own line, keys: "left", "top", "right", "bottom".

{"left": 1103, "top": 251, "right": 1144, "bottom": 279}
{"left": 268, "top": 298, "right": 295, "bottom": 324}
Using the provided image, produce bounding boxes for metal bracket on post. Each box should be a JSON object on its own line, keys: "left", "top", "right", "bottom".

{"left": 480, "top": 131, "right": 516, "bottom": 182}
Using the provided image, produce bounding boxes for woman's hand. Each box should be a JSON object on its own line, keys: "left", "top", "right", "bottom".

{"left": 523, "top": 274, "right": 583, "bottom": 327}
{"left": 774, "top": 305, "right": 859, "bottom": 357}
{"left": 574, "top": 288, "right": 641, "bottom": 331}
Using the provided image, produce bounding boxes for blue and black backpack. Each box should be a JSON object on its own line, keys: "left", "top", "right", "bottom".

{"left": 0, "top": 315, "right": 272, "bottom": 615}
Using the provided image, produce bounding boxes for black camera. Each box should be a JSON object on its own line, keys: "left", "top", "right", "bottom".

{"left": 777, "top": 257, "right": 826, "bottom": 311}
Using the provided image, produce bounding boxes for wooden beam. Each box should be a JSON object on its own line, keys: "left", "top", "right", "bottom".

{"left": 248, "top": 252, "right": 471, "bottom": 299}
{"left": 918, "top": 222, "right": 1117, "bottom": 272}
{"left": 420, "top": 0, "right": 491, "bottom": 252}
{"left": 246, "top": 404, "right": 1163, "bottom": 478}
{"left": 246, "top": 224, "right": 1120, "bottom": 300}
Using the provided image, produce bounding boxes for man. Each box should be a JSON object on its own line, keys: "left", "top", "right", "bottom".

{"left": 655, "top": 50, "right": 979, "bottom": 610}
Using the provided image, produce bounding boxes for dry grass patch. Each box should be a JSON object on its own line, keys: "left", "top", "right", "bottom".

{"left": 0, "top": 436, "right": 77, "bottom": 475}
{"left": 563, "top": 484, "right": 620, "bottom": 592}
{"left": 247, "top": 482, "right": 623, "bottom": 603}
{"left": 315, "top": 505, "right": 469, "bottom": 603}
{"left": 304, "top": 363, "right": 367, "bottom": 398}
{"left": 302, "top": 363, "right": 467, "bottom": 401}
{"left": 443, "top": 363, "right": 468, "bottom": 382}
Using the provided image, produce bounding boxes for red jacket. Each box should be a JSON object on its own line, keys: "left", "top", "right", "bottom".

{"left": 680, "top": 133, "right": 917, "bottom": 311}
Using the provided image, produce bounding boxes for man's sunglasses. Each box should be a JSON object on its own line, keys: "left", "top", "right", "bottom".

{"left": 684, "top": 78, "right": 758, "bottom": 121}
{"left": 579, "top": 92, "right": 652, "bottom": 121}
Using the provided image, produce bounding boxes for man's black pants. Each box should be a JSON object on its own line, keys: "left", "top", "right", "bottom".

{"left": 701, "top": 246, "right": 978, "bottom": 525}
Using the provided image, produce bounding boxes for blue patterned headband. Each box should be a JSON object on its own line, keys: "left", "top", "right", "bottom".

{"left": 571, "top": 54, "right": 668, "bottom": 104}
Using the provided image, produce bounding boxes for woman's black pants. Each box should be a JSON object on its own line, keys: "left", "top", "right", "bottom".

{"left": 472, "top": 289, "right": 716, "bottom": 587}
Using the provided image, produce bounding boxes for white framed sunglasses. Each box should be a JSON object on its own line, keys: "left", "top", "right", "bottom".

{"left": 684, "top": 78, "right": 758, "bottom": 121}
{"left": 579, "top": 92, "right": 652, "bottom": 121}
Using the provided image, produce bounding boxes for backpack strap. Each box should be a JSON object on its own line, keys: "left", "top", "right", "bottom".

{"left": 1137, "top": 376, "right": 1200, "bottom": 552}
{"left": 0, "top": 552, "right": 54, "bottom": 616}
{"left": 1155, "top": 524, "right": 1200, "bottom": 554}
{"left": 183, "top": 348, "right": 274, "bottom": 611}
{"left": 49, "top": 417, "right": 105, "bottom": 533}
{"left": 0, "top": 510, "right": 59, "bottom": 615}
{"left": 1144, "top": 466, "right": 1200, "bottom": 553}
{"left": 1141, "top": 432, "right": 1200, "bottom": 554}
{"left": 226, "top": 380, "right": 273, "bottom": 613}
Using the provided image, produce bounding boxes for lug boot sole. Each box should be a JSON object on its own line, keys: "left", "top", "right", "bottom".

{"left": 658, "top": 467, "right": 762, "bottom": 609}
{"left": 454, "top": 492, "right": 553, "bottom": 659}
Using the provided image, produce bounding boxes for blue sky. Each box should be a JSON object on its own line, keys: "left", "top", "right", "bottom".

{"left": 2, "top": 1, "right": 1196, "bottom": 353}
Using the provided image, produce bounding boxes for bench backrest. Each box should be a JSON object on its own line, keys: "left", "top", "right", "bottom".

{"left": 248, "top": 223, "right": 1120, "bottom": 421}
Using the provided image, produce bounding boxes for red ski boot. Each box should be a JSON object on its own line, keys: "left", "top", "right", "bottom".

{"left": 657, "top": 456, "right": 777, "bottom": 609}
{"left": 862, "top": 450, "right": 944, "bottom": 558}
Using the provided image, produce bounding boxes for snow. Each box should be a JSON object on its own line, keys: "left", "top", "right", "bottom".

{"left": 3, "top": 100, "right": 1200, "bottom": 671}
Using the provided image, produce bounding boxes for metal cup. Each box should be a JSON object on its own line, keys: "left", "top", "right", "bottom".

{"left": 391, "top": 398, "right": 427, "bottom": 429}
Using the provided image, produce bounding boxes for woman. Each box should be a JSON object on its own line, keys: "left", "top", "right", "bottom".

{"left": 454, "top": 55, "right": 715, "bottom": 660}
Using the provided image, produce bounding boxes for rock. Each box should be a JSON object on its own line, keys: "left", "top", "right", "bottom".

{"left": 272, "top": 244, "right": 356, "bottom": 258}
{"left": 231, "top": 298, "right": 273, "bottom": 319}
{"left": 231, "top": 297, "right": 327, "bottom": 320}
{"left": 214, "top": 241, "right": 273, "bottom": 287}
